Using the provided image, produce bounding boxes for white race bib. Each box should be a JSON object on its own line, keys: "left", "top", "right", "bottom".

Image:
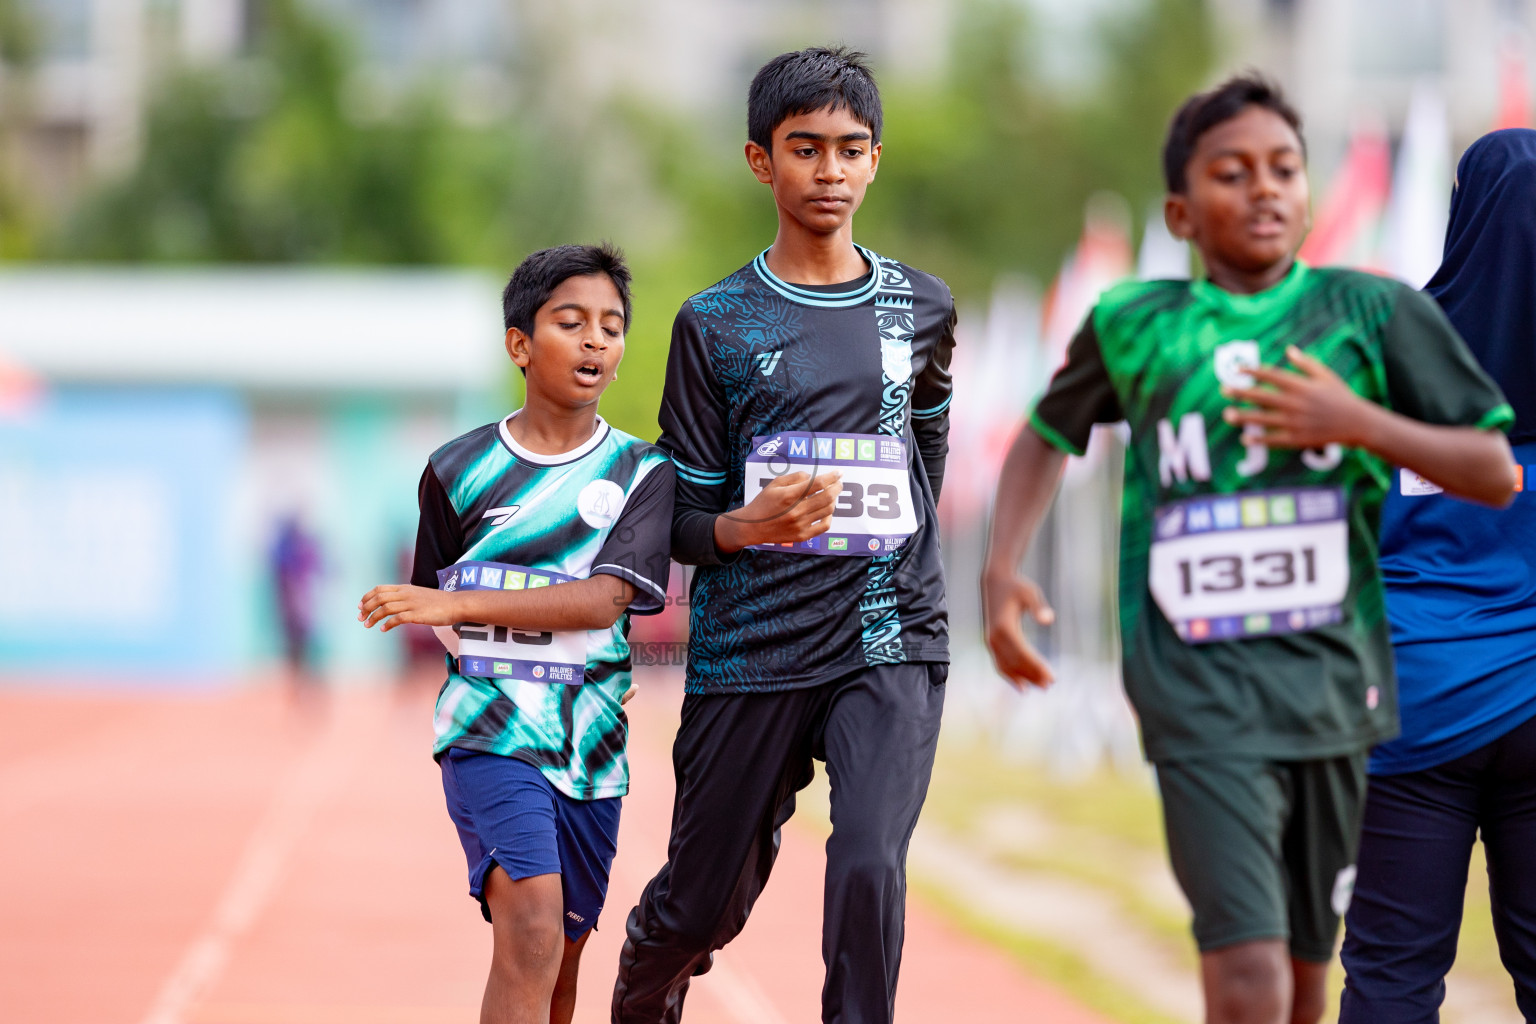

{"left": 433, "top": 561, "right": 586, "bottom": 685}
{"left": 1148, "top": 487, "right": 1349, "bottom": 644}
{"left": 1398, "top": 469, "right": 1444, "bottom": 496}
{"left": 742, "top": 431, "right": 916, "bottom": 556}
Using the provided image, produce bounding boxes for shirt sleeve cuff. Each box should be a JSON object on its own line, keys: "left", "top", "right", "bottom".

{"left": 590, "top": 564, "right": 668, "bottom": 615}
{"left": 1028, "top": 409, "right": 1086, "bottom": 456}
{"left": 1476, "top": 403, "right": 1517, "bottom": 432}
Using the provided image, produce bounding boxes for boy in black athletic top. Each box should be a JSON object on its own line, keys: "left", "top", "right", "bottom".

{"left": 983, "top": 77, "right": 1514, "bottom": 1024}
{"left": 611, "top": 47, "right": 955, "bottom": 1024}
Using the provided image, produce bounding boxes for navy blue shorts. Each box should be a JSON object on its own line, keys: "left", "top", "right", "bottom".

{"left": 440, "top": 748, "right": 622, "bottom": 940}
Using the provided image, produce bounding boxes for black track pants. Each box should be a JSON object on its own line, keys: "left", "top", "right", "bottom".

{"left": 611, "top": 661, "right": 946, "bottom": 1024}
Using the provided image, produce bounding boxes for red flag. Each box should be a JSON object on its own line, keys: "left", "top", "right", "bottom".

{"left": 0, "top": 352, "right": 43, "bottom": 418}
{"left": 1299, "top": 118, "right": 1391, "bottom": 269}
{"left": 1496, "top": 38, "right": 1530, "bottom": 131}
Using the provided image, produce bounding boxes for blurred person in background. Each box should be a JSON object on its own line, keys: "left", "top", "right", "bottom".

{"left": 1340, "top": 129, "right": 1536, "bottom": 1024}
{"left": 271, "top": 511, "right": 323, "bottom": 695}
{"left": 984, "top": 76, "right": 1515, "bottom": 1024}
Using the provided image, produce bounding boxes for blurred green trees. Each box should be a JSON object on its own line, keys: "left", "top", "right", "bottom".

{"left": 0, "top": 0, "right": 42, "bottom": 258}
{"left": 27, "top": 0, "right": 1217, "bottom": 436}
{"left": 51, "top": 0, "right": 586, "bottom": 264}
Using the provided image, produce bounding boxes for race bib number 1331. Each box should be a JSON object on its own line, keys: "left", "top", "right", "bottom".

{"left": 1148, "top": 487, "right": 1349, "bottom": 644}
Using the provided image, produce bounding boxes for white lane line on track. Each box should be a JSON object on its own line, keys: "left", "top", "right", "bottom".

{"left": 699, "top": 960, "right": 793, "bottom": 1024}
{"left": 138, "top": 700, "right": 363, "bottom": 1024}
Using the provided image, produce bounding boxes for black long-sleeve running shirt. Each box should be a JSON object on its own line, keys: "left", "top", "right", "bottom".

{"left": 658, "top": 247, "right": 955, "bottom": 693}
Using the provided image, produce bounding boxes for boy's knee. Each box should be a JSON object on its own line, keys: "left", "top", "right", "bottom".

{"left": 1202, "top": 941, "right": 1289, "bottom": 1024}
{"left": 485, "top": 870, "right": 565, "bottom": 970}
{"left": 827, "top": 838, "right": 904, "bottom": 895}
{"left": 634, "top": 890, "right": 734, "bottom": 955}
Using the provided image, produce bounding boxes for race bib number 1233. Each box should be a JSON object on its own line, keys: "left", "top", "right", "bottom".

{"left": 742, "top": 431, "right": 917, "bottom": 556}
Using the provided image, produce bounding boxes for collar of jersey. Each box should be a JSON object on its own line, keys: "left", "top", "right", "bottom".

{"left": 1190, "top": 259, "right": 1310, "bottom": 314}
{"left": 751, "top": 245, "right": 881, "bottom": 308}
{"left": 498, "top": 412, "right": 610, "bottom": 466}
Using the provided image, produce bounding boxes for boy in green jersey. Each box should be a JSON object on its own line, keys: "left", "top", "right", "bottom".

{"left": 982, "top": 76, "right": 1517, "bottom": 1024}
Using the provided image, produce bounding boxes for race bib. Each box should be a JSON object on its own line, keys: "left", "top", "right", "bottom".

{"left": 1399, "top": 469, "right": 1444, "bottom": 496}
{"left": 742, "top": 431, "right": 917, "bottom": 556}
{"left": 433, "top": 561, "right": 586, "bottom": 685}
{"left": 1400, "top": 465, "right": 1526, "bottom": 495}
{"left": 1148, "top": 487, "right": 1349, "bottom": 644}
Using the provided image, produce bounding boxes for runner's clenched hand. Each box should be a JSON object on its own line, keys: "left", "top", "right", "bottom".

{"left": 1222, "top": 345, "right": 1375, "bottom": 450}
{"left": 715, "top": 471, "right": 842, "bottom": 552}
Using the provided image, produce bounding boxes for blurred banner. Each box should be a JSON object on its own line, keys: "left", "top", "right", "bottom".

{"left": 0, "top": 389, "right": 244, "bottom": 676}
{"left": 0, "top": 267, "right": 504, "bottom": 683}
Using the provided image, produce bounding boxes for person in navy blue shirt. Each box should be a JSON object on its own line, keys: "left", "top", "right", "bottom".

{"left": 1340, "top": 129, "right": 1536, "bottom": 1022}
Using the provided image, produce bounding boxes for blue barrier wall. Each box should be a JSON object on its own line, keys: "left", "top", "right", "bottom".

{"left": 0, "top": 389, "right": 247, "bottom": 681}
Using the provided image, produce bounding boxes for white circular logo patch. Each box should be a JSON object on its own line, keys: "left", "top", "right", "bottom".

{"left": 1213, "top": 340, "right": 1261, "bottom": 388}
{"left": 1331, "top": 864, "right": 1358, "bottom": 916}
{"left": 577, "top": 480, "right": 624, "bottom": 529}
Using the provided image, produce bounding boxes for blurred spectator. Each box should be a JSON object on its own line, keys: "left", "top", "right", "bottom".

{"left": 271, "top": 512, "right": 322, "bottom": 692}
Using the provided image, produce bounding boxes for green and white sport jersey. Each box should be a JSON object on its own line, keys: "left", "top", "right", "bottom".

{"left": 1031, "top": 263, "right": 1513, "bottom": 762}
{"left": 411, "top": 413, "right": 675, "bottom": 799}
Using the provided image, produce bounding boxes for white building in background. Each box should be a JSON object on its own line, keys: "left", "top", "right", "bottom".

{"left": 1215, "top": 0, "right": 1535, "bottom": 169}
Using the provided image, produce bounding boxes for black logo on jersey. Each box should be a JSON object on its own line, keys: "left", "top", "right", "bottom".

{"left": 481, "top": 505, "right": 521, "bottom": 527}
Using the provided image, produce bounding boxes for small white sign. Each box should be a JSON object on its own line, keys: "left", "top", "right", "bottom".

{"left": 1399, "top": 469, "right": 1444, "bottom": 496}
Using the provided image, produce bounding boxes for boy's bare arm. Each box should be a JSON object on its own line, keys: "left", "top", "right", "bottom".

{"left": 358, "top": 574, "right": 636, "bottom": 633}
{"left": 981, "top": 425, "right": 1068, "bottom": 690}
{"left": 1225, "top": 346, "right": 1517, "bottom": 507}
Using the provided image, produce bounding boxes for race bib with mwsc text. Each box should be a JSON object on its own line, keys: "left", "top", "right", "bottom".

{"left": 433, "top": 561, "right": 587, "bottom": 684}
{"left": 742, "top": 431, "right": 917, "bottom": 556}
{"left": 1148, "top": 487, "right": 1349, "bottom": 644}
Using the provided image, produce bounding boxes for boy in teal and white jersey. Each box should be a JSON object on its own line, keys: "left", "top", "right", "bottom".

{"left": 359, "top": 244, "right": 674, "bottom": 1024}
{"left": 983, "top": 77, "right": 1516, "bottom": 1024}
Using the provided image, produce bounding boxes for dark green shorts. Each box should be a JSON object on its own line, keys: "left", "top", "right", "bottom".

{"left": 1156, "top": 753, "right": 1368, "bottom": 961}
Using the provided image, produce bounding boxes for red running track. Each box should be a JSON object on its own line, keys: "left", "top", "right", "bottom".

{"left": 0, "top": 673, "right": 1110, "bottom": 1024}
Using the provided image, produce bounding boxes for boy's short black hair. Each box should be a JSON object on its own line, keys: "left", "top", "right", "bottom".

{"left": 501, "top": 242, "right": 632, "bottom": 337}
{"left": 747, "top": 45, "right": 882, "bottom": 150}
{"left": 1162, "top": 73, "right": 1305, "bottom": 194}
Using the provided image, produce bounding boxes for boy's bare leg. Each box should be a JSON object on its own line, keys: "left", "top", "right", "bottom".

{"left": 1201, "top": 940, "right": 1289, "bottom": 1024}
{"left": 550, "top": 931, "right": 591, "bottom": 1024}
{"left": 481, "top": 866, "right": 565, "bottom": 1024}
{"left": 1288, "top": 957, "right": 1329, "bottom": 1024}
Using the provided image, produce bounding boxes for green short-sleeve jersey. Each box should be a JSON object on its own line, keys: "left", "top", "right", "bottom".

{"left": 1031, "top": 262, "right": 1513, "bottom": 762}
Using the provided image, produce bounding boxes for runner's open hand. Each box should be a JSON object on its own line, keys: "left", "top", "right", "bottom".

{"left": 1221, "top": 345, "right": 1375, "bottom": 450}
{"left": 981, "top": 570, "right": 1056, "bottom": 689}
{"left": 358, "top": 584, "right": 462, "bottom": 631}
{"left": 717, "top": 471, "right": 842, "bottom": 550}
